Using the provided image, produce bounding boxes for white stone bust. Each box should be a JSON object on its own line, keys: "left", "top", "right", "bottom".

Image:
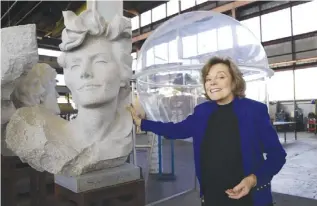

{"left": 5, "top": 8, "right": 133, "bottom": 176}
{"left": 11, "top": 63, "right": 60, "bottom": 114}
{"left": 3, "top": 63, "right": 60, "bottom": 156}
{"left": 1, "top": 24, "right": 39, "bottom": 124}
{"left": 1, "top": 24, "right": 39, "bottom": 156}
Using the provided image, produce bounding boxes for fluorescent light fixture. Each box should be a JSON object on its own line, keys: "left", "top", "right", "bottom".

{"left": 38, "top": 48, "right": 62, "bottom": 57}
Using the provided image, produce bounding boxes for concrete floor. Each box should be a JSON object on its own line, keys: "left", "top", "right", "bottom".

{"left": 272, "top": 133, "right": 317, "bottom": 200}
{"left": 135, "top": 132, "right": 317, "bottom": 205}
{"left": 10, "top": 132, "right": 317, "bottom": 206}
{"left": 154, "top": 190, "right": 317, "bottom": 206}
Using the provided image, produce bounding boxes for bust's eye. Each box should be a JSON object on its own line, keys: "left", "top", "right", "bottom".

{"left": 95, "top": 60, "right": 107, "bottom": 64}
{"left": 70, "top": 65, "right": 79, "bottom": 70}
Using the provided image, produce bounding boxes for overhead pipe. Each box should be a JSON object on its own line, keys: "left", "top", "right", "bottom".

{"left": 1, "top": 0, "right": 18, "bottom": 21}
{"left": 124, "top": 9, "right": 139, "bottom": 16}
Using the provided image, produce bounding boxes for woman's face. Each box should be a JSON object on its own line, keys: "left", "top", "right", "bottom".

{"left": 204, "top": 63, "right": 234, "bottom": 105}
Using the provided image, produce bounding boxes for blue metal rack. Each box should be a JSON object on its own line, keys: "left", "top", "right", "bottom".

{"left": 156, "top": 135, "right": 176, "bottom": 181}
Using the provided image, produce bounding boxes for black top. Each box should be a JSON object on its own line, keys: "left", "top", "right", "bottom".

{"left": 200, "top": 102, "right": 253, "bottom": 206}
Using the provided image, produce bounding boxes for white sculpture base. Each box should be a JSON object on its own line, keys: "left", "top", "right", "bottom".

{"left": 54, "top": 163, "right": 141, "bottom": 193}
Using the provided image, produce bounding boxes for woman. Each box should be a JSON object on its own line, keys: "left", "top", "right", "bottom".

{"left": 128, "top": 56, "right": 286, "bottom": 206}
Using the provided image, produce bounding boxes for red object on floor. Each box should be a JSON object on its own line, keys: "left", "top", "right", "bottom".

{"left": 307, "top": 118, "right": 316, "bottom": 132}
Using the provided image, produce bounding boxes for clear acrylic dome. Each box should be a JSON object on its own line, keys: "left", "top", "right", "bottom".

{"left": 135, "top": 11, "right": 273, "bottom": 122}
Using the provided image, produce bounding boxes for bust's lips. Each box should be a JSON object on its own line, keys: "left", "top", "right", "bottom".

{"left": 78, "top": 84, "right": 102, "bottom": 91}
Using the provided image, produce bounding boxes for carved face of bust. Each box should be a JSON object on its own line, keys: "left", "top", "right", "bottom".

{"left": 11, "top": 63, "right": 60, "bottom": 114}
{"left": 64, "top": 36, "right": 121, "bottom": 107}
{"left": 41, "top": 82, "right": 60, "bottom": 114}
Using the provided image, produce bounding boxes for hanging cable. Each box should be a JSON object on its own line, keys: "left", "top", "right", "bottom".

{"left": 1, "top": 0, "right": 18, "bottom": 21}
{"left": 15, "top": 1, "right": 42, "bottom": 25}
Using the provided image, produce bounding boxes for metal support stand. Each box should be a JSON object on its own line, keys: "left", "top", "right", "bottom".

{"left": 193, "top": 88, "right": 199, "bottom": 191}
{"left": 131, "top": 81, "right": 137, "bottom": 166}
{"left": 155, "top": 135, "right": 176, "bottom": 181}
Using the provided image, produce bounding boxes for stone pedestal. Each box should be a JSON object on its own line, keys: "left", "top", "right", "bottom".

{"left": 54, "top": 163, "right": 141, "bottom": 193}
{"left": 54, "top": 163, "right": 145, "bottom": 206}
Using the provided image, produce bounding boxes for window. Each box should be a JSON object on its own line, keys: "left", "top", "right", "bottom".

{"left": 261, "top": 8, "right": 291, "bottom": 41}
{"left": 131, "top": 52, "right": 137, "bottom": 71}
{"left": 152, "top": 4, "right": 166, "bottom": 22}
{"left": 38, "top": 48, "right": 61, "bottom": 57}
{"left": 131, "top": 16, "right": 139, "bottom": 30}
{"left": 292, "top": 1, "right": 317, "bottom": 35}
{"left": 146, "top": 48, "right": 154, "bottom": 67}
{"left": 197, "top": 30, "right": 217, "bottom": 54}
{"left": 217, "top": 26, "right": 233, "bottom": 50}
{"left": 132, "top": 60, "right": 137, "bottom": 71}
{"left": 56, "top": 74, "right": 65, "bottom": 86}
{"left": 181, "top": 0, "right": 195, "bottom": 11}
{"left": 182, "top": 35, "right": 197, "bottom": 58}
{"left": 141, "top": 10, "right": 151, "bottom": 27}
{"left": 131, "top": 52, "right": 137, "bottom": 59}
{"left": 245, "top": 80, "right": 266, "bottom": 102}
{"left": 236, "top": 26, "right": 250, "bottom": 47}
{"left": 236, "top": 23, "right": 260, "bottom": 47}
{"left": 58, "top": 96, "right": 68, "bottom": 103}
{"left": 154, "top": 43, "right": 168, "bottom": 64}
{"left": 69, "top": 98, "right": 76, "bottom": 109}
{"left": 240, "top": 16, "right": 261, "bottom": 41}
{"left": 168, "top": 39, "right": 179, "bottom": 63}
{"left": 167, "top": 0, "right": 179, "bottom": 16}
{"left": 267, "top": 70, "right": 294, "bottom": 101}
{"left": 295, "top": 67, "right": 317, "bottom": 100}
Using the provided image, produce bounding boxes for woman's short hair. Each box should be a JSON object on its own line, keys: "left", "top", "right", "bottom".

{"left": 201, "top": 56, "right": 246, "bottom": 99}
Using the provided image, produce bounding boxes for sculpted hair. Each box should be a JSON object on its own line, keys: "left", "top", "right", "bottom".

{"left": 201, "top": 56, "right": 246, "bottom": 99}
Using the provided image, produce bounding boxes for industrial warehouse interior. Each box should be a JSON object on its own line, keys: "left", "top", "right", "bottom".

{"left": 1, "top": 1, "right": 317, "bottom": 206}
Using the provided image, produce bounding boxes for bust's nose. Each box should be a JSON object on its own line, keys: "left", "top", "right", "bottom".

{"left": 80, "top": 62, "right": 94, "bottom": 79}
{"left": 80, "top": 72, "right": 93, "bottom": 79}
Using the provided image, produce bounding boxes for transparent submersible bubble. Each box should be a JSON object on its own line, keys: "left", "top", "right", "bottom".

{"left": 134, "top": 10, "right": 273, "bottom": 125}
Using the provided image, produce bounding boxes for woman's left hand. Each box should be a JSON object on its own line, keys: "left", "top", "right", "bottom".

{"left": 225, "top": 174, "right": 257, "bottom": 199}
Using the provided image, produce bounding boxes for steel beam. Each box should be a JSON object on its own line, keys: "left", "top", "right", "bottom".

{"left": 37, "top": 37, "right": 61, "bottom": 50}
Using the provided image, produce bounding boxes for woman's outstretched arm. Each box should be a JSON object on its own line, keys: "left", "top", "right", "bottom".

{"left": 127, "top": 105, "right": 199, "bottom": 139}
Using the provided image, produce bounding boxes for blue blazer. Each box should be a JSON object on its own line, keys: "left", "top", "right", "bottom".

{"left": 141, "top": 97, "right": 287, "bottom": 206}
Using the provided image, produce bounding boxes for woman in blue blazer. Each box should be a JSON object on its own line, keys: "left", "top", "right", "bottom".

{"left": 128, "top": 56, "right": 286, "bottom": 206}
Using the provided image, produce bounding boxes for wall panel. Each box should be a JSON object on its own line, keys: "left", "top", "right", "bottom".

{"left": 268, "top": 54, "right": 292, "bottom": 64}
{"left": 296, "top": 50, "right": 317, "bottom": 59}
{"left": 295, "top": 36, "right": 317, "bottom": 52}
{"left": 264, "top": 41, "right": 292, "bottom": 57}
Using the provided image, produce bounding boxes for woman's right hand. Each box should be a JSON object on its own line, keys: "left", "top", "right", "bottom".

{"left": 126, "top": 105, "right": 142, "bottom": 127}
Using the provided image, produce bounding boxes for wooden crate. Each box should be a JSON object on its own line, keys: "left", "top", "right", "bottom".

{"left": 1, "top": 155, "right": 49, "bottom": 206}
